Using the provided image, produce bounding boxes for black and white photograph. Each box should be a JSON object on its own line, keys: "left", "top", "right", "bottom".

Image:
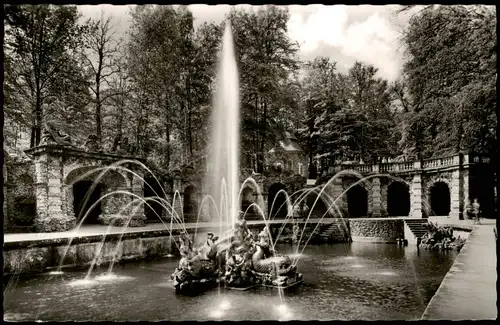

{"left": 2, "top": 3, "right": 497, "bottom": 321}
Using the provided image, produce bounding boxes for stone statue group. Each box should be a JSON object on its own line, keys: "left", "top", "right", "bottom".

{"left": 39, "top": 120, "right": 136, "bottom": 155}
{"left": 170, "top": 212, "right": 303, "bottom": 292}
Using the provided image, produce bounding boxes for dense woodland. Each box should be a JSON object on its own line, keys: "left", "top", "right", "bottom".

{"left": 3, "top": 5, "right": 497, "bottom": 177}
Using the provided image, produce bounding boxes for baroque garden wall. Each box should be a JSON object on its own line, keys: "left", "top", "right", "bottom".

{"left": 4, "top": 159, "right": 37, "bottom": 232}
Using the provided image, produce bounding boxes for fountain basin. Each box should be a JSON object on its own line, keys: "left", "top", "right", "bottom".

{"left": 3, "top": 242, "right": 460, "bottom": 321}
{"left": 3, "top": 219, "right": 337, "bottom": 275}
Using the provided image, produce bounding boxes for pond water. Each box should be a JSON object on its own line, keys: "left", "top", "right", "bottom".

{"left": 3, "top": 242, "right": 457, "bottom": 321}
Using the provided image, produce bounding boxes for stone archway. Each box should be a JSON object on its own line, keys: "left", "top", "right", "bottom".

{"left": 183, "top": 185, "right": 198, "bottom": 222}
{"left": 64, "top": 166, "right": 130, "bottom": 225}
{"left": 387, "top": 181, "right": 411, "bottom": 216}
{"left": 240, "top": 186, "right": 258, "bottom": 220}
{"left": 304, "top": 189, "right": 333, "bottom": 218}
{"left": 143, "top": 176, "right": 165, "bottom": 223}
{"left": 429, "top": 181, "right": 451, "bottom": 216}
{"left": 268, "top": 183, "right": 288, "bottom": 219}
{"left": 347, "top": 184, "right": 368, "bottom": 217}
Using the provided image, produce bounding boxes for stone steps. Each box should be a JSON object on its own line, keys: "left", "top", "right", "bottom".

{"left": 404, "top": 219, "right": 429, "bottom": 239}
{"left": 319, "top": 219, "right": 351, "bottom": 242}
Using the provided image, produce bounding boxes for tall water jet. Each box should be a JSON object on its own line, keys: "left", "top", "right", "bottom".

{"left": 206, "top": 22, "right": 240, "bottom": 228}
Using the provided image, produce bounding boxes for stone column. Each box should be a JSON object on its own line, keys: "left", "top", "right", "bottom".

{"left": 449, "top": 169, "right": 461, "bottom": 220}
{"left": 410, "top": 161, "right": 423, "bottom": 218}
{"left": 462, "top": 168, "right": 470, "bottom": 218}
{"left": 63, "top": 185, "right": 75, "bottom": 221}
{"left": 327, "top": 176, "right": 345, "bottom": 217}
{"left": 162, "top": 180, "right": 173, "bottom": 220}
{"left": 380, "top": 183, "right": 388, "bottom": 217}
{"left": 129, "top": 170, "right": 147, "bottom": 226}
{"left": 371, "top": 177, "right": 382, "bottom": 217}
{"left": 34, "top": 154, "right": 76, "bottom": 232}
{"left": 3, "top": 164, "right": 7, "bottom": 228}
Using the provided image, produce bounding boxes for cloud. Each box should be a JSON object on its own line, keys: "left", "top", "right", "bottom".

{"left": 77, "top": 5, "right": 406, "bottom": 82}
{"left": 287, "top": 5, "right": 404, "bottom": 82}
{"left": 288, "top": 5, "right": 349, "bottom": 52}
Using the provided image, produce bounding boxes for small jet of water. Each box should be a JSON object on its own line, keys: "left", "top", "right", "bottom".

{"left": 276, "top": 304, "right": 288, "bottom": 313}
{"left": 67, "top": 278, "right": 97, "bottom": 287}
{"left": 47, "top": 271, "right": 64, "bottom": 275}
{"left": 344, "top": 256, "right": 355, "bottom": 260}
{"left": 351, "top": 264, "right": 364, "bottom": 268}
{"left": 287, "top": 253, "right": 303, "bottom": 259}
{"left": 219, "top": 299, "right": 231, "bottom": 311}
{"left": 379, "top": 271, "right": 396, "bottom": 276}
{"left": 209, "top": 309, "right": 224, "bottom": 318}
{"left": 276, "top": 304, "right": 293, "bottom": 321}
{"left": 94, "top": 273, "right": 133, "bottom": 282}
{"left": 166, "top": 254, "right": 174, "bottom": 258}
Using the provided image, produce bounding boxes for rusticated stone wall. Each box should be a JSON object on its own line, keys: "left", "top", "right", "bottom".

{"left": 4, "top": 161, "right": 36, "bottom": 232}
{"left": 349, "top": 219, "right": 404, "bottom": 243}
{"left": 23, "top": 145, "right": 147, "bottom": 232}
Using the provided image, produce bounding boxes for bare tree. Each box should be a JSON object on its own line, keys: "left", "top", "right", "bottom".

{"left": 81, "top": 10, "right": 121, "bottom": 146}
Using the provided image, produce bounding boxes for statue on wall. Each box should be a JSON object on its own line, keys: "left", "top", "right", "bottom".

{"left": 40, "top": 121, "right": 73, "bottom": 147}
{"left": 84, "top": 134, "right": 101, "bottom": 152}
{"left": 112, "top": 135, "right": 137, "bottom": 156}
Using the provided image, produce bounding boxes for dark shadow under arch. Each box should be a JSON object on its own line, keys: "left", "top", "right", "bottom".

{"left": 268, "top": 183, "right": 288, "bottom": 219}
{"left": 73, "top": 180, "right": 103, "bottom": 224}
{"left": 144, "top": 177, "right": 164, "bottom": 222}
{"left": 347, "top": 184, "right": 368, "bottom": 218}
{"left": 183, "top": 185, "right": 198, "bottom": 217}
{"left": 430, "top": 181, "right": 451, "bottom": 216}
{"left": 305, "top": 191, "right": 329, "bottom": 218}
{"left": 387, "top": 182, "right": 411, "bottom": 216}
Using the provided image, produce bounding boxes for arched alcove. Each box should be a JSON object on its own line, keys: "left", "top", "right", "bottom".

{"left": 387, "top": 182, "right": 411, "bottom": 216}
{"left": 347, "top": 184, "right": 368, "bottom": 218}
{"left": 183, "top": 185, "right": 198, "bottom": 221}
{"left": 268, "top": 183, "right": 288, "bottom": 219}
{"left": 430, "top": 181, "right": 451, "bottom": 216}
{"left": 65, "top": 167, "right": 129, "bottom": 224}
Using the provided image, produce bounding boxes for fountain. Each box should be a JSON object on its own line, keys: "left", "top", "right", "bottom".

{"left": 3, "top": 19, "right": 474, "bottom": 323}
{"left": 169, "top": 23, "right": 303, "bottom": 292}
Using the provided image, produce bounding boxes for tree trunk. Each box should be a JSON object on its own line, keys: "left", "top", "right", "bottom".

{"left": 30, "top": 125, "right": 36, "bottom": 148}
{"left": 34, "top": 86, "right": 42, "bottom": 146}
{"left": 95, "top": 54, "right": 103, "bottom": 145}
{"left": 165, "top": 99, "right": 171, "bottom": 167}
{"left": 117, "top": 90, "right": 124, "bottom": 141}
{"left": 496, "top": 104, "right": 500, "bottom": 218}
{"left": 258, "top": 99, "right": 267, "bottom": 174}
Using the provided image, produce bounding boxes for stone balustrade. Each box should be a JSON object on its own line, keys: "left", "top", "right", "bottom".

{"left": 326, "top": 153, "right": 490, "bottom": 177}
{"left": 316, "top": 152, "right": 494, "bottom": 221}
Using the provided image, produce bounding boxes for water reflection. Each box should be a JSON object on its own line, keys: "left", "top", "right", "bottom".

{"left": 3, "top": 243, "right": 457, "bottom": 321}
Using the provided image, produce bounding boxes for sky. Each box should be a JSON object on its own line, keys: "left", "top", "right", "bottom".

{"left": 78, "top": 4, "right": 415, "bottom": 82}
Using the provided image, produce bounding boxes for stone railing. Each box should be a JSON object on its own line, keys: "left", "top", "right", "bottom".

{"left": 325, "top": 154, "right": 491, "bottom": 175}
{"left": 422, "top": 155, "right": 458, "bottom": 169}
{"left": 339, "top": 161, "right": 418, "bottom": 174}
{"left": 321, "top": 152, "right": 489, "bottom": 177}
{"left": 379, "top": 162, "right": 414, "bottom": 172}
{"left": 340, "top": 164, "right": 373, "bottom": 173}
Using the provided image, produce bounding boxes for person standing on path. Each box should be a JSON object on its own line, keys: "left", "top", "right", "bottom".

{"left": 465, "top": 200, "right": 474, "bottom": 224}
{"left": 472, "top": 198, "right": 481, "bottom": 224}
